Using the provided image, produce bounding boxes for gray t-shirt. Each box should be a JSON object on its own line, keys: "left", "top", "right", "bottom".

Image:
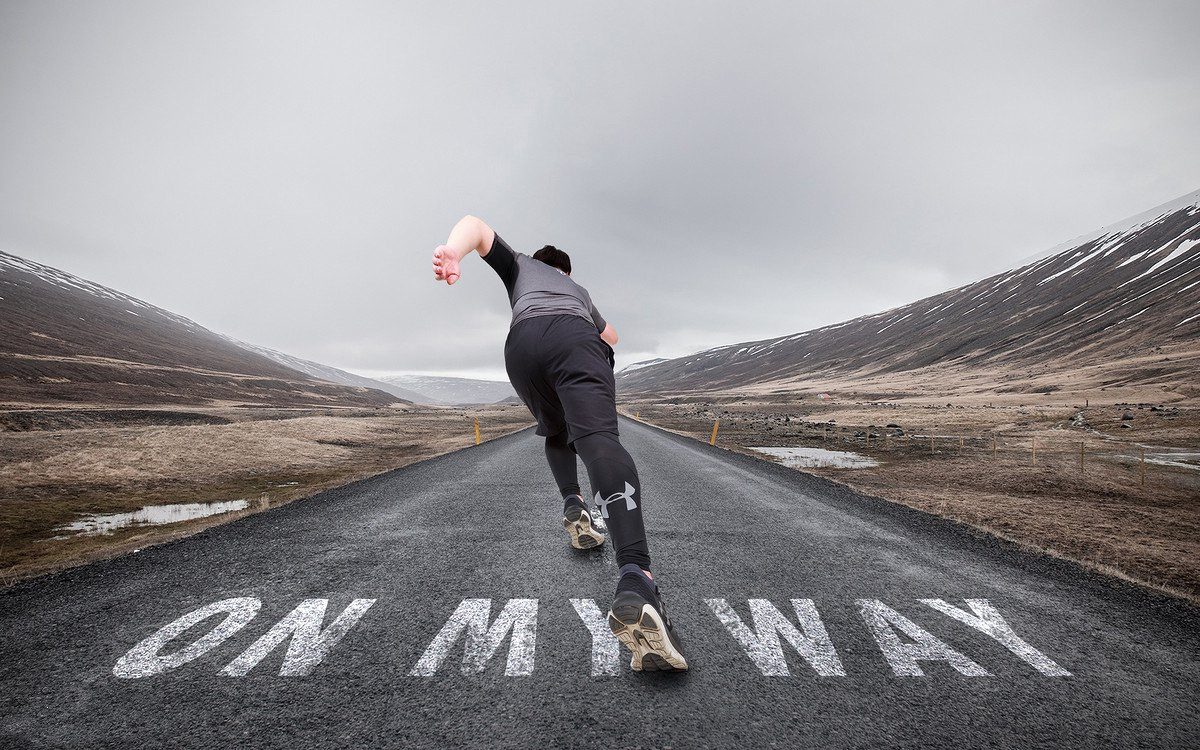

{"left": 482, "top": 234, "right": 607, "bottom": 331}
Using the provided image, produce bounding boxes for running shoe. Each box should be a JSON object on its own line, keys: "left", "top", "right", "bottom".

{"left": 562, "top": 494, "right": 605, "bottom": 549}
{"left": 607, "top": 564, "right": 688, "bottom": 671}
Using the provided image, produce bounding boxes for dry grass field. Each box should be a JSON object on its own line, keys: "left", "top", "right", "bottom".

{"left": 621, "top": 390, "right": 1200, "bottom": 602}
{"left": 0, "top": 403, "right": 534, "bottom": 584}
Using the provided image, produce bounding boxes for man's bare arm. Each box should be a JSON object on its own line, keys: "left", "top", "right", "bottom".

{"left": 600, "top": 323, "right": 618, "bottom": 346}
{"left": 432, "top": 215, "right": 497, "bottom": 285}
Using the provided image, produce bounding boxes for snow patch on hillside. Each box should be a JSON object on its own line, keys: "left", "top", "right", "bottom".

{"left": 0, "top": 250, "right": 208, "bottom": 334}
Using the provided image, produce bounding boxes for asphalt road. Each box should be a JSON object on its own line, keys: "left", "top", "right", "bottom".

{"left": 2, "top": 417, "right": 1197, "bottom": 749}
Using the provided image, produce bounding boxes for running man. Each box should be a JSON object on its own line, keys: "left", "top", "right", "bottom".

{"left": 431, "top": 214, "right": 687, "bottom": 672}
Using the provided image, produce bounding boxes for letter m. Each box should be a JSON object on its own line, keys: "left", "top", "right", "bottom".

{"left": 410, "top": 599, "right": 538, "bottom": 677}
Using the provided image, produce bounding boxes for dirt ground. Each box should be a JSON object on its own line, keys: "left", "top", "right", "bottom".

{"left": 0, "top": 403, "right": 534, "bottom": 584}
{"left": 620, "top": 393, "right": 1200, "bottom": 602}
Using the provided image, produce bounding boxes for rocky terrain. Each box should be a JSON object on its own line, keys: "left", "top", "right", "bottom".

{"left": 622, "top": 395, "right": 1200, "bottom": 601}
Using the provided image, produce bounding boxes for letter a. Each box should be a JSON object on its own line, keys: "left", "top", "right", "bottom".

{"left": 857, "top": 599, "right": 990, "bottom": 677}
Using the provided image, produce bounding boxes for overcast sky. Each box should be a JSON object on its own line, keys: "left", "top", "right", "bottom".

{"left": 2, "top": 1, "right": 1197, "bottom": 380}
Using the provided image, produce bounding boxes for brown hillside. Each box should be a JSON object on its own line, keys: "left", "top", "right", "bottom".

{"left": 0, "top": 252, "right": 399, "bottom": 408}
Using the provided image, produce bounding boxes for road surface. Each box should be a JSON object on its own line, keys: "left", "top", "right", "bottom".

{"left": 2, "top": 417, "right": 1197, "bottom": 748}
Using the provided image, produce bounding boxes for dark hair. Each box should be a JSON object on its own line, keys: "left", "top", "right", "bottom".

{"left": 532, "top": 245, "right": 571, "bottom": 274}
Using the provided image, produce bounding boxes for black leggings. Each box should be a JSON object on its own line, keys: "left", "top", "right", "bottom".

{"left": 545, "top": 429, "right": 650, "bottom": 570}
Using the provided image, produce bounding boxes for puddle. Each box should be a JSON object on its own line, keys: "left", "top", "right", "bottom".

{"left": 56, "top": 500, "right": 251, "bottom": 536}
{"left": 749, "top": 446, "right": 881, "bottom": 469}
{"left": 1093, "top": 446, "right": 1200, "bottom": 472}
{"left": 1145, "top": 451, "right": 1200, "bottom": 471}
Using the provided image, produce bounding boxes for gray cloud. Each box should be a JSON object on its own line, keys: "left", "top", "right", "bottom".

{"left": 2, "top": 0, "right": 1197, "bottom": 377}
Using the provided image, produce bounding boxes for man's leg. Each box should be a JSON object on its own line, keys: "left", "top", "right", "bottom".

{"left": 504, "top": 318, "right": 585, "bottom": 515}
{"left": 574, "top": 430, "right": 687, "bottom": 671}
{"left": 538, "top": 316, "right": 686, "bottom": 670}
{"left": 549, "top": 429, "right": 606, "bottom": 549}
{"left": 571, "top": 431, "right": 649, "bottom": 570}
{"left": 543, "top": 429, "right": 581, "bottom": 501}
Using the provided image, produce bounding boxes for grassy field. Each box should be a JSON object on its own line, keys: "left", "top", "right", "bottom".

{"left": 621, "top": 393, "right": 1200, "bottom": 602}
{"left": 0, "top": 403, "right": 534, "bottom": 584}
{"left": 7, "top": 390, "right": 1197, "bottom": 602}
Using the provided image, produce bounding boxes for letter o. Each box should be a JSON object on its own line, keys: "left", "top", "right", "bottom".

{"left": 113, "top": 597, "right": 261, "bottom": 678}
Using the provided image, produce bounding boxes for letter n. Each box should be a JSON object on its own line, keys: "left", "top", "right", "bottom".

{"left": 220, "top": 598, "right": 376, "bottom": 677}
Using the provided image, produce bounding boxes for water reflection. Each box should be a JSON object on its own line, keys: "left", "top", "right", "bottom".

{"left": 1145, "top": 451, "right": 1200, "bottom": 471}
{"left": 749, "top": 446, "right": 881, "bottom": 469}
{"left": 58, "top": 500, "right": 251, "bottom": 536}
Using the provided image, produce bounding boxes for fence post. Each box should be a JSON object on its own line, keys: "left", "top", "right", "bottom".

{"left": 930, "top": 434, "right": 935, "bottom": 454}
{"left": 710, "top": 419, "right": 719, "bottom": 446}
{"left": 823, "top": 425, "right": 827, "bottom": 444}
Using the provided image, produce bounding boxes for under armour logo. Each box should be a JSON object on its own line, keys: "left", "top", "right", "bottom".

{"left": 594, "top": 482, "right": 637, "bottom": 519}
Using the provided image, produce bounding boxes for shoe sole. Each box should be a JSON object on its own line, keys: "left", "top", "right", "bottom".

{"left": 563, "top": 507, "right": 605, "bottom": 550}
{"left": 607, "top": 595, "right": 689, "bottom": 672}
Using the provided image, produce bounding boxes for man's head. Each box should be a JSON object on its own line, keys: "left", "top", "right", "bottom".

{"left": 533, "top": 245, "right": 571, "bottom": 275}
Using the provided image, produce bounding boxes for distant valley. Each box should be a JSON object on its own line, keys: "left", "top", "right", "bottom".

{"left": 370, "top": 373, "right": 517, "bottom": 406}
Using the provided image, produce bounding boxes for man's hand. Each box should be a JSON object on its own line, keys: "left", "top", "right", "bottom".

{"left": 600, "top": 323, "right": 618, "bottom": 346}
{"left": 432, "top": 245, "right": 461, "bottom": 285}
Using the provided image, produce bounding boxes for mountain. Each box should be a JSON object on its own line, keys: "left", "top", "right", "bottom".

{"left": 618, "top": 189, "right": 1200, "bottom": 398}
{"left": 618, "top": 358, "right": 669, "bottom": 374}
{"left": 222, "top": 338, "right": 429, "bottom": 403}
{"left": 373, "top": 374, "right": 517, "bottom": 405}
{"left": 0, "top": 251, "right": 402, "bottom": 408}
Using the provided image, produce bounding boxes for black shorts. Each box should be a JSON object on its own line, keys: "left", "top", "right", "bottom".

{"left": 504, "top": 314, "right": 618, "bottom": 444}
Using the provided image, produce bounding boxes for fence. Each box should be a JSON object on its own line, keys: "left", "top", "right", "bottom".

{"left": 630, "top": 413, "right": 1195, "bottom": 489}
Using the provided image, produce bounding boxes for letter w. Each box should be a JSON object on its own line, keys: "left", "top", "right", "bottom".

{"left": 705, "top": 598, "right": 845, "bottom": 677}
{"left": 410, "top": 598, "right": 538, "bottom": 677}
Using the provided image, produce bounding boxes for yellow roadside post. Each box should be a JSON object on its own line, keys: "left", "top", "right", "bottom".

{"left": 474, "top": 418, "right": 481, "bottom": 446}
{"left": 710, "top": 419, "right": 719, "bottom": 446}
